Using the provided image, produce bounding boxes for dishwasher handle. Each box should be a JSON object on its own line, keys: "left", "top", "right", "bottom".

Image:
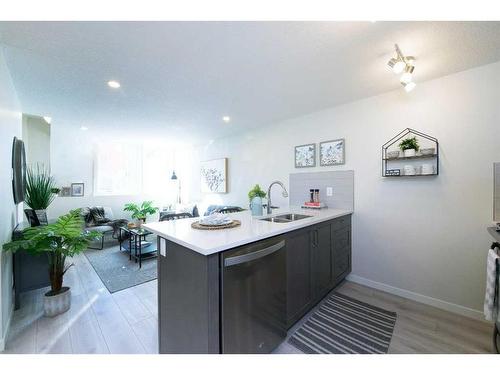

{"left": 224, "top": 240, "right": 285, "bottom": 267}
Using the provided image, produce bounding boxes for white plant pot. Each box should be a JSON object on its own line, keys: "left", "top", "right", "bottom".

{"left": 44, "top": 287, "right": 71, "bottom": 317}
{"left": 403, "top": 149, "right": 416, "bottom": 157}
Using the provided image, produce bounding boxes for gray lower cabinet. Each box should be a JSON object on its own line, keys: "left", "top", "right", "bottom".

{"left": 332, "top": 218, "right": 352, "bottom": 284}
{"left": 311, "top": 221, "right": 333, "bottom": 300}
{"left": 286, "top": 215, "right": 351, "bottom": 328}
{"left": 286, "top": 228, "right": 313, "bottom": 327}
{"left": 158, "top": 214, "right": 352, "bottom": 353}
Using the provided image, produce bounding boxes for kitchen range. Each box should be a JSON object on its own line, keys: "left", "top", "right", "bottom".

{"left": 144, "top": 207, "right": 352, "bottom": 354}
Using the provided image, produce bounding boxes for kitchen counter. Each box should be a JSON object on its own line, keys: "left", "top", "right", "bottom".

{"left": 143, "top": 206, "right": 353, "bottom": 256}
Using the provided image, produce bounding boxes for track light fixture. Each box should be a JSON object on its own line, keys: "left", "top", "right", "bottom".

{"left": 387, "top": 44, "right": 416, "bottom": 92}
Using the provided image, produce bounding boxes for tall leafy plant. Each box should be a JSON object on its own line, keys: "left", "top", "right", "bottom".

{"left": 124, "top": 201, "right": 159, "bottom": 221}
{"left": 25, "top": 164, "right": 58, "bottom": 210}
{"left": 2, "top": 209, "right": 101, "bottom": 294}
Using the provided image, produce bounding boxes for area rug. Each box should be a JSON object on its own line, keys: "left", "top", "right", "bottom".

{"left": 288, "top": 292, "right": 397, "bottom": 354}
{"left": 84, "top": 243, "right": 157, "bottom": 293}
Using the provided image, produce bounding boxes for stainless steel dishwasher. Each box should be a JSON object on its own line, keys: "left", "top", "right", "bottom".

{"left": 221, "top": 237, "right": 287, "bottom": 354}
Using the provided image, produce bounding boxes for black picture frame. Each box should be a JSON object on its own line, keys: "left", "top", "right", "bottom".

{"left": 12, "top": 137, "right": 26, "bottom": 204}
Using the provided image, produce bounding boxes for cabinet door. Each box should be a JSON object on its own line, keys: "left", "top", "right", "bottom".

{"left": 332, "top": 226, "right": 351, "bottom": 284}
{"left": 286, "top": 228, "right": 312, "bottom": 327}
{"left": 311, "top": 222, "right": 333, "bottom": 300}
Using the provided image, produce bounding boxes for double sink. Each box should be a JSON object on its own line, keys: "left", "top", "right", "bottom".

{"left": 260, "top": 213, "right": 312, "bottom": 223}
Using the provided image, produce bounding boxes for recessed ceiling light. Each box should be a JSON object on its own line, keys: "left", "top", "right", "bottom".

{"left": 80, "top": 126, "right": 89, "bottom": 131}
{"left": 222, "top": 116, "right": 231, "bottom": 123}
{"left": 43, "top": 116, "right": 52, "bottom": 124}
{"left": 107, "top": 80, "right": 121, "bottom": 89}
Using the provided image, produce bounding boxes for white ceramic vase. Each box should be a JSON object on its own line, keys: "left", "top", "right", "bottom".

{"left": 403, "top": 149, "right": 416, "bottom": 157}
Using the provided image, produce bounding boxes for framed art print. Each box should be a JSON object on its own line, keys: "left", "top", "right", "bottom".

{"left": 320, "top": 139, "right": 345, "bottom": 166}
{"left": 295, "top": 144, "right": 316, "bottom": 168}
{"left": 200, "top": 158, "right": 228, "bottom": 193}
{"left": 71, "top": 183, "right": 85, "bottom": 197}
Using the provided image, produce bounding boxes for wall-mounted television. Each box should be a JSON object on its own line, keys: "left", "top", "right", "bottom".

{"left": 12, "top": 137, "right": 26, "bottom": 204}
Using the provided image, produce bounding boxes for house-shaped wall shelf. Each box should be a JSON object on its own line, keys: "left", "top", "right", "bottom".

{"left": 382, "top": 128, "right": 439, "bottom": 177}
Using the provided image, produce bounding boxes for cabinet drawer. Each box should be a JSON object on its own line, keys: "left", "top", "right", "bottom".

{"left": 331, "top": 215, "right": 351, "bottom": 231}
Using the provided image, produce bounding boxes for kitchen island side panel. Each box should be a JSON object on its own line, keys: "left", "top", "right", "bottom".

{"left": 158, "top": 237, "right": 220, "bottom": 354}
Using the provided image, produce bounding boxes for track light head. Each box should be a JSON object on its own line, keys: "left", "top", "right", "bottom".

{"left": 387, "top": 58, "right": 406, "bottom": 74}
{"left": 388, "top": 45, "right": 416, "bottom": 92}
{"left": 402, "top": 81, "right": 416, "bottom": 92}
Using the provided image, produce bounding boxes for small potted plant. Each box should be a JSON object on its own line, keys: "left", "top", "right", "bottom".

{"left": 399, "top": 136, "right": 419, "bottom": 157}
{"left": 24, "top": 164, "right": 58, "bottom": 226}
{"left": 248, "top": 184, "right": 266, "bottom": 216}
{"left": 124, "top": 201, "right": 159, "bottom": 227}
{"left": 2, "top": 209, "right": 101, "bottom": 317}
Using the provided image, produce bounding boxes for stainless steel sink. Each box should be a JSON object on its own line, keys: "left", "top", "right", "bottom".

{"left": 275, "top": 213, "right": 311, "bottom": 221}
{"left": 260, "top": 213, "right": 312, "bottom": 223}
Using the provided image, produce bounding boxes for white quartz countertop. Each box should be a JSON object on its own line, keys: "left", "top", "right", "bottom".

{"left": 143, "top": 207, "right": 353, "bottom": 256}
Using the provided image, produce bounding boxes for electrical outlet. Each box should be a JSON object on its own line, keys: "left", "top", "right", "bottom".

{"left": 326, "top": 187, "right": 333, "bottom": 196}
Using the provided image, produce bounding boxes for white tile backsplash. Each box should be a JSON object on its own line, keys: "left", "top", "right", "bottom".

{"left": 289, "top": 170, "right": 354, "bottom": 211}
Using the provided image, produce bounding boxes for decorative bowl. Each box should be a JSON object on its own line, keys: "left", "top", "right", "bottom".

{"left": 420, "top": 148, "right": 435, "bottom": 156}
{"left": 387, "top": 151, "right": 400, "bottom": 159}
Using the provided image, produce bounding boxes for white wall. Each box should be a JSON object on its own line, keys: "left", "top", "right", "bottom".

{"left": 22, "top": 114, "right": 51, "bottom": 168}
{"left": 191, "top": 61, "right": 500, "bottom": 315}
{"left": 49, "top": 125, "right": 193, "bottom": 221}
{"left": 0, "top": 48, "right": 22, "bottom": 350}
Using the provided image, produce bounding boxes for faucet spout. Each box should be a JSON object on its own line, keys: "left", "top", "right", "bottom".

{"left": 266, "top": 180, "right": 288, "bottom": 215}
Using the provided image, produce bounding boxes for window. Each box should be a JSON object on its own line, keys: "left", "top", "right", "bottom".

{"left": 93, "top": 142, "right": 143, "bottom": 196}
{"left": 93, "top": 141, "right": 191, "bottom": 204}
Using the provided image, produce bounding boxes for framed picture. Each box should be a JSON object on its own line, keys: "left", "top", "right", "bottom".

{"left": 295, "top": 144, "right": 316, "bottom": 168}
{"left": 200, "top": 158, "right": 227, "bottom": 193}
{"left": 71, "top": 183, "right": 85, "bottom": 197}
{"left": 320, "top": 139, "right": 345, "bottom": 166}
{"left": 59, "top": 186, "right": 71, "bottom": 197}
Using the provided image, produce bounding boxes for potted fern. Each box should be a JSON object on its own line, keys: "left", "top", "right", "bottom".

{"left": 24, "top": 164, "right": 58, "bottom": 226}
{"left": 248, "top": 184, "right": 266, "bottom": 216}
{"left": 123, "top": 201, "right": 159, "bottom": 227}
{"left": 2, "top": 209, "right": 101, "bottom": 317}
{"left": 399, "top": 136, "right": 420, "bottom": 157}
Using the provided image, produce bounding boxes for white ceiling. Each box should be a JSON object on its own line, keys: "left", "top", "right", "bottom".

{"left": 1, "top": 21, "right": 500, "bottom": 142}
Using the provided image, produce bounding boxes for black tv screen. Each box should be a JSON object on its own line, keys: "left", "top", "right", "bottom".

{"left": 12, "top": 137, "right": 26, "bottom": 204}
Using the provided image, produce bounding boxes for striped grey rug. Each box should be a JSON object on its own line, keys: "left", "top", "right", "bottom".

{"left": 288, "top": 292, "right": 397, "bottom": 354}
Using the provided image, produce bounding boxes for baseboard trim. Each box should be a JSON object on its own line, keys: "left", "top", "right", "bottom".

{"left": 346, "top": 274, "right": 485, "bottom": 321}
{"left": 0, "top": 302, "right": 14, "bottom": 352}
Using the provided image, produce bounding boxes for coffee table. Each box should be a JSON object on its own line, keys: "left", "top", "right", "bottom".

{"left": 119, "top": 226, "right": 157, "bottom": 268}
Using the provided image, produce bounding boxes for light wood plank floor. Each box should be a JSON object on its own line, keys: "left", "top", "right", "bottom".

{"left": 275, "top": 281, "right": 495, "bottom": 354}
{"left": 3, "top": 251, "right": 494, "bottom": 354}
{"left": 3, "top": 252, "right": 158, "bottom": 354}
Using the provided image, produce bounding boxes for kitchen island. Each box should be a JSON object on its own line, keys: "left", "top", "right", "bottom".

{"left": 144, "top": 207, "right": 353, "bottom": 354}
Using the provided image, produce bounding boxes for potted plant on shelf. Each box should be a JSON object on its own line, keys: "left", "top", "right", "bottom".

{"left": 24, "top": 164, "right": 59, "bottom": 226}
{"left": 248, "top": 184, "right": 266, "bottom": 216}
{"left": 2, "top": 209, "right": 101, "bottom": 317}
{"left": 399, "top": 136, "right": 420, "bottom": 157}
{"left": 123, "top": 201, "right": 159, "bottom": 227}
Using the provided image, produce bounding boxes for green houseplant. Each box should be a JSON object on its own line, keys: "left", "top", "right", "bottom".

{"left": 24, "top": 164, "right": 58, "bottom": 225}
{"left": 399, "top": 136, "right": 420, "bottom": 157}
{"left": 124, "top": 201, "right": 159, "bottom": 225}
{"left": 2, "top": 209, "right": 101, "bottom": 317}
{"left": 248, "top": 184, "right": 266, "bottom": 216}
